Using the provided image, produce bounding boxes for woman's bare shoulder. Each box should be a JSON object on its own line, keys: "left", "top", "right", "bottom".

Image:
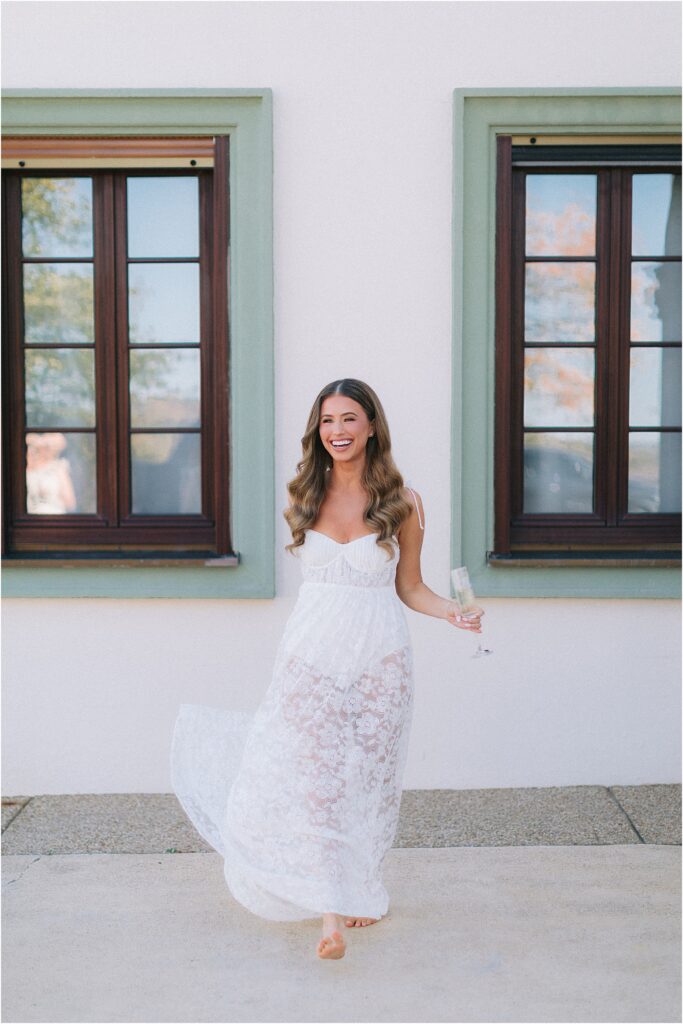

{"left": 396, "top": 486, "right": 425, "bottom": 541}
{"left": 402, "top": 485, "right": 424, "bottom": 516}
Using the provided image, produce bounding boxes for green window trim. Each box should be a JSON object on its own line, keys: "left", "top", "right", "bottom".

{"left": 1, "top": 89, "right": 274, "bottom": 598}
{"left": 452, "top": 88, "right": 681, "bottom": 599}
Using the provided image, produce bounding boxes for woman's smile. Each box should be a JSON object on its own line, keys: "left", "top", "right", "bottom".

{"left": 319, "top": 395, "right": 375, "bottom": 459}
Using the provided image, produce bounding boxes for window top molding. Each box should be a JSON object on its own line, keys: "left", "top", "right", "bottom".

{"left": 453, "top": 87, "right": 682, "bottom": 139}
{"left": 0, "top": 88, "right": 272, "bottom": 131}
{"left": 454, "top": 86, "right": 681, "bottom": 98}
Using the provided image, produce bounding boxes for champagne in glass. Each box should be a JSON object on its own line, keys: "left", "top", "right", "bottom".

{"left": 450, "top": 566, "right": 493, "bottom": 658}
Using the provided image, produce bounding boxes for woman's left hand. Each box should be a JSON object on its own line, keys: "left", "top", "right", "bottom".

{"left": 445, "top": 602, "right": 484, "bottom": 633}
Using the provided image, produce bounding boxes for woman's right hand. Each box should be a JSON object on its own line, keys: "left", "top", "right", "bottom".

{"left": 444, "top": 602, "right": 484, "bottom": 633}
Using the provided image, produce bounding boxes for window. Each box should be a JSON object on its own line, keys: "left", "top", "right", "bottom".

{"left": 2, "top": 136, "right": 235, "bottom": 560}
{"left": 453, "top": 90, "right": 681, "bottom": 598}
{"left": 1, "top": 90, "right": 273, "bottom": 599}
{"left": 493, "top": 137, "right": 681, "bottom": 558}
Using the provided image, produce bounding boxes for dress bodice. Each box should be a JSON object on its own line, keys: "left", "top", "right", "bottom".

{"left": 295, "top": 529, "right": 399, "bottom": 588}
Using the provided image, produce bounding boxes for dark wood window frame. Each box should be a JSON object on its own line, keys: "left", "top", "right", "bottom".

{"left": 1, "top": 136, "right": 235, "bottom": 562}
{"left": 494, "top": 136, "right": 682, "bottom": 559}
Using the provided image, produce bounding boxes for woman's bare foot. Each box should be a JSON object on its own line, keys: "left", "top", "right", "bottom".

{"left": 345, "top": 915, "right": 380, "bottom": 927}
{"left": 317, "top": 913, "right": 346, "bottom": 959}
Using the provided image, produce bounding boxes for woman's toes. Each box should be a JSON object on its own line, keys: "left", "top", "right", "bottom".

{"left": 317, "top": 931, "right": 346, "bottom": 959}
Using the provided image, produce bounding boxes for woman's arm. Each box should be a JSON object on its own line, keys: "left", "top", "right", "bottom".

{"left": 395, "top": 488, "right": 483, "bottom": 633}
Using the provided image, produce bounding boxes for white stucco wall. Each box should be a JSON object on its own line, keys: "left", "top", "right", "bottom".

{"left": 2, "top": 0, "right": 681, "bottom": 793}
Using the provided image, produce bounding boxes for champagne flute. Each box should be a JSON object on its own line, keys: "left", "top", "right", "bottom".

{"left": 451, "top": 566, "right": 493, "bottom": 658}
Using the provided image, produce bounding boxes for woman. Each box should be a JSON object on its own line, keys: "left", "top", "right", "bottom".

{"left": 171, "top": 377, "right": 483, "bottom": 961}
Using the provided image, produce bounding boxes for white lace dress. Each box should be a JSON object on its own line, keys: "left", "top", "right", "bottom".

{"left": 170, "top": 528, "right": 414, "bottom": 921}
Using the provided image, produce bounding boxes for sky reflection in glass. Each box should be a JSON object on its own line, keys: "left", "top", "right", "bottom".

{"left": 629, "top": 348, "right": 681, "bottom": 427}
{"left": 632, "top": 174, "right": 681, "bottom": 256}
{"left": 628, "top": 432, "right": 681, "bottom": 513}
{"left": 524, "top": 348, "right": 594, "bottom": 427}
{"left": 631, "top": 262, "right": 681, "bottom": 342}
{"left": 25, "top": 349, "right": 96, "bottom": 428}
{"left": 525, "top": 263, "right": 595, "bottom": 342}
{"left": 128, "top": 264, "right": 200, "bottom": 344}
{"left": 127, "top": 177, "right": 199, "bottom": 258}
{"left": 129, "top": 349, "right": 201, "bottom": 428}
{"left": 526, "top": 175, "right": 596, "bottom": 256}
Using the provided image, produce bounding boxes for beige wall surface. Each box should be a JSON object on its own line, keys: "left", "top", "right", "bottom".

{"left": 2, "top": 1, "right": 681, "bottom": 792}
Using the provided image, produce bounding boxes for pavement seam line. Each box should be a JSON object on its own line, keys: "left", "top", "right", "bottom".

{"left": 1, "top": 854, "right": 41, "bottom": 889}
{"left": 1, "top": 797, "right": 32, "bottom": 834}
{"left": 605, "top": 786, "right": 645, "bottom": 843}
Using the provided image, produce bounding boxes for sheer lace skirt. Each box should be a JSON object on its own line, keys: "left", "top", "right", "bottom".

{"left": 171, "top": 583, "right": 414, "bottom": 921}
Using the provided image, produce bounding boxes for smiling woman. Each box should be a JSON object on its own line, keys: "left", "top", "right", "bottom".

{"left": 319, "top": 400, "right": 372, "bottom": 459}
{"left": 171, "top": 377, "right": 483, "bottom": 962}
{"left": 284, "top": 379, "right": 412, "bottom": 556}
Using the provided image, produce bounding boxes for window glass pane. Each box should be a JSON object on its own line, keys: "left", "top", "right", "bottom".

{"left": 632, "top": 174, "right": 681, "bottom": 256}
{"left": 25, "top": 348, "right": 96, "bottom": 428}
{"left": 628, "top": 432, "right": 682, "bottom": 513}
{"left": 129, "top": 349, "right": 201, "bottom": 428}
{"left": 21, "top": 178, "right": 93, "bottom": 258}
{"left": 131, "top": 433, "right": 201, "bottom": 514}
{"left": 629, "top": 348, "right": 682, "bottom": 427}
{"left": 526, "top": 174, "right": 596, "bottom": 256}
{"left": 525, "top": 263, "right": 595, "bottom": 341}
{"left": 523, "top": 432, "right": 594, "bottom": 513}
{"left": 128, "top": 264, "right": 200, "bottom": 344}
{"left": 630, "top": 261, "right": 682, "bottom": 342}
{"left": 25, "top": 431, "right": 96, "bottom": 514}
{"left": 23, "top": 264, "right": 94, "bottom": 345}
{"left": 524, "top": 348, "right": 594, "bottom": 427}
{"left": 127, "top": 177, "right": 199, "bottom": 258}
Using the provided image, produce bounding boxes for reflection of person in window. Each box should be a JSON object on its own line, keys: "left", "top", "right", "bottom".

{"left": 26, "top": 433, "right": 77, "bottom": 514}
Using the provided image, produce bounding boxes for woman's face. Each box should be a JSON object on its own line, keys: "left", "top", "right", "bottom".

{"left": 319, "top": 394, "right": 374, "bottom": 466}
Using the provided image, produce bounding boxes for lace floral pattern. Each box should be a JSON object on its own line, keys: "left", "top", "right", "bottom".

{"left": 171, "top": 528, "right": 415, "bottom": 921}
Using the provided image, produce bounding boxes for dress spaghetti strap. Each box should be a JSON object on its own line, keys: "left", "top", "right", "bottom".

{"left": 405, "top": 486, "right": 424, "bottom": 530}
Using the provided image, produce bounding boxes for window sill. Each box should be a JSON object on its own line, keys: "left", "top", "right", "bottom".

{"left": 1, "top": 552, "right": 240, "bottom": 568}
{"left": 487, "top": 551, "right": 681, "bottom": 569}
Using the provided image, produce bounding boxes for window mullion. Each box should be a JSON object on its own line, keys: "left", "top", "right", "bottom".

{"left": 595, "top": 169, "right": 613, "bottom": 525}
{"left": 112, "top": 174, "right": 131, "bottom": 523}
{"left": 613, "top": 169, "right": 632, "bottom": 524}
{"left": 94, "top": 173, "right": 119, "bottom": 526}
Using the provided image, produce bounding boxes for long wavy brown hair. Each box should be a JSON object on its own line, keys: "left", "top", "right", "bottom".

{"left": 284, "top": 379, "right": 413, "bottom": 559}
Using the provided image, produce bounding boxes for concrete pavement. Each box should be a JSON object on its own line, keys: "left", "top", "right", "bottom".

{"left": 2, "top": 786, "right": 681, "bottom": 1023}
